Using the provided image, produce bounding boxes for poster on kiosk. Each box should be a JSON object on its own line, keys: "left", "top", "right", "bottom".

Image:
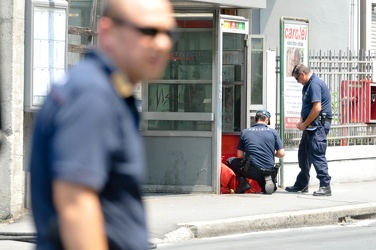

{"left": 280, "top": 17, "right": 309, "bottom": 130}
{"left": 278, "top": 17, "right": 309, "bottom": 186}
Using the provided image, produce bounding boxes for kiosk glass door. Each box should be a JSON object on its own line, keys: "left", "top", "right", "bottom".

{"left": 218, "top": 16, "right": 250, "bottom": 163}
{"left": 142, "top": 17, "right": 216, "bottom": 193}
{"left": 222, "top": 33, "right": 245, "bottom": 133}
{"left": 147, "top": 26, "right": 213, "bottom": 131}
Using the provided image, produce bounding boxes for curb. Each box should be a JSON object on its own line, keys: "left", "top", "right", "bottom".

{"left": 176, "top": 202, "right": 376, "bottom": 239}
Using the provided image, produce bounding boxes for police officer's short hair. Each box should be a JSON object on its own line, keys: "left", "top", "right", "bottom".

{"left": 291, "top": 64, "right": 311, "bottom": 76}
{"left": 255, "top": 109, "right": 271, "bottom": 125}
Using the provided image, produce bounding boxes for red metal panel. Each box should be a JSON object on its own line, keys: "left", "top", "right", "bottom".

{"left": 365, "top": 82, "right": 376, "bottom": 123}
{"left": 341, "top": 80, "right": 368, "bottom": 124}
{"left": 176, "top": 20, "right": 213, "bottom": 28}
{"left": 221, "top": 134, "right": 239, "bottom": 163}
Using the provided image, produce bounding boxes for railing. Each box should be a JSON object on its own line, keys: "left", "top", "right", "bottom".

{"left": 280, "top": 50, "right": 376, "bottom": 148}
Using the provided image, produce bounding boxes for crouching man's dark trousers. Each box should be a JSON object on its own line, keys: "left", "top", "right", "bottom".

{"left": 226, "top": 157, "right": 279, "bottom": 193}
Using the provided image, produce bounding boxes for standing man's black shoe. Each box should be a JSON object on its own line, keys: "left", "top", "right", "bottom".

{"left": 285, "top": 185, "right": 308, "bottom": 193}
{"left": 235, "top": 177, "right": 251, "bottom": 193}
{"left": 313, "top": 186, "right": 331, "bottom": 196}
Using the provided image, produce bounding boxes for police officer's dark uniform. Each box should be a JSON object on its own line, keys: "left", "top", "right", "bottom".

{"left": 226, "top": 110, "right": 284, "bottom": 195}
{"left": 0, "top": 98, "right": 3, "bottom": 148}
{"left": 286, "top": 70, "right": 332, "bottom": 196}
{"left": 30, "top": 50, "right": 148, "bottom": 250}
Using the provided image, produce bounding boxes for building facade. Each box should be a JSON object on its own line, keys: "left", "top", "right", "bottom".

{"left": 256, "top": 0, "right": 376, "bottom": 52}
{"left": 0, "top": 0, "right": 375, "bottom": 219}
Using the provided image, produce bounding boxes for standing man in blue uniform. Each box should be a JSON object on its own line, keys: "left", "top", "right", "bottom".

{"left": 29, "top": 0, "right": 176, "bottom": 249}
{"left": 285, "top": 64, "right": 333, "bottom": 196}
{"left": 226, "top": 110, "right": 285, "bottom": 194}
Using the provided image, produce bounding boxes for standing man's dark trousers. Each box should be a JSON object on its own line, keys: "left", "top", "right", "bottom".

{"left": 226, "top": 157, "right": 278, "bottom": 194}
{"left": 294, "top": 121, "right": 331, "bottom": 189}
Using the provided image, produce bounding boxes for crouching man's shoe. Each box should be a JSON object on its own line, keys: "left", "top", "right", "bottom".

{"left": 235, "top": 177, "right": 251, "bottom": 193}
{"left": 264, "top": 175, "right": 275, "bottom": 195}
{"left": 285, "top": 185, "right": 308, "bottom": 193}
{"left": 313, "top": 185, "right": 331, "bottom": 196}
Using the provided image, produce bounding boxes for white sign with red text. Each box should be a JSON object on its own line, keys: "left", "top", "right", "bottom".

{"left": 283, "top": 21, "right": 309, "bottom": 129}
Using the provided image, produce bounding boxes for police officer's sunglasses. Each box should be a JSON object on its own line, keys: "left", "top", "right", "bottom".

{"left": 109, "top": 16, "right": 179, "bottom": 42}
{"left": 294, "top": 73, "right": 301, "bottom": 81}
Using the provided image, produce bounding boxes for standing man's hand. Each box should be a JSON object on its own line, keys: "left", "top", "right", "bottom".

{"left": 296, "top": 121, "right": 307, "bottom": 131}
{"left": 296, "top": 102, "right": 321, "bottom": 131}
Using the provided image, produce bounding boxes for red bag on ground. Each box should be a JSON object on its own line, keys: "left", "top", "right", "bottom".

{"left": 220, "top": 163, "right": 236, "bottom": 194}
{"left": 220, "top": 163, "right": 262, "bottom": 194}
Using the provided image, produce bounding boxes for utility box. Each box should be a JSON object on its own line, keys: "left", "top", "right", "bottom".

{"left": 365, "top": 81, "right": 376, "bottom": 123}
{"left": 341, "top": 80, "right": 368, "bottom": 124}
{"left": 221, "top": 134, "right": 239, "bottom": 164}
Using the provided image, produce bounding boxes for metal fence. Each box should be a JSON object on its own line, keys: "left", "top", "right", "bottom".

{"left": 282, "top": 49, "right": 376, "bottom": 148}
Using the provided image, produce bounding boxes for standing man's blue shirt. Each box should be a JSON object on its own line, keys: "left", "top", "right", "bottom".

{"left": 301, "top": 73, "right": 332, "bottom": 119}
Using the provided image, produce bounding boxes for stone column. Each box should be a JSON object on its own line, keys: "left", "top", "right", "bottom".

{"left": 0, "top": 0, "right": 26, "bottom": 219}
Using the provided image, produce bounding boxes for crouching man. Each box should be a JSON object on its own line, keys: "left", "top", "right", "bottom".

{"left": 226, "top": 109, "right": 285, "bottom": 194}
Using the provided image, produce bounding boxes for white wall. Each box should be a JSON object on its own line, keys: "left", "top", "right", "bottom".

{"left": 282, "top": 145, "right": 376, "bottom": 187}
{"left": 260, "top": 0, "right": 352, "bottom": 51}
{"left": 0, "top": 0, "right": 26, "bottom": 219}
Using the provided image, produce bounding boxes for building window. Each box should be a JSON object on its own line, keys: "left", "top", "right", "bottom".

{"left": 372, "top": 4, "right": 376, "bottom": 51}
{"left": 67, "top": 0, "right": 103, "bottom": 65}
{"left": 146, "top": 19, "right": 214, "bottom": 131}
{"left": 250, "top": 37, "right": 264, "bottom": 105}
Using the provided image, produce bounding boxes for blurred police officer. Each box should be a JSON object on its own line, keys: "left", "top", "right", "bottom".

{"left": 285, "top": 64, "right": 332, "bottom": 196}
{"left": 227, "top": 110, "right": 285, "bottom": 194}
{"left": 30, "top": 0, "right": 176, "bottom": 249}
{"left": 0, "top": 97, "right": 3, "bottom": 148}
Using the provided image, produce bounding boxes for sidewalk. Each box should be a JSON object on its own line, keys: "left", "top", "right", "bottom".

{"left": 1, "top": 181, "right": 376, "bottom": 249}
{"left": 146, "top": 181, "right": 376, "bottom": 242}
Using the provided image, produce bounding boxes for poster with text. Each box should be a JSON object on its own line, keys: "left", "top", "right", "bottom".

{"left": 283, "top": 21, "right": 309, "bottom": 129}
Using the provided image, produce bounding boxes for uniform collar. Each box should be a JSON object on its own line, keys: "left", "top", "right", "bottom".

{"left": 251, "top": 123, "right": 268, "bottom": 127}
{"left": 86, "top": 49, "right": 133, "bottom": 98}
{"left": 111, "top": 71, "right": 133, "bottom": 98}
{"left": 305, "top": 73, "right": 316, "bottom": 87}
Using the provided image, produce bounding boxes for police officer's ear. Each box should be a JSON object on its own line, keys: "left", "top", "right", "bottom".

{"left": 97, "top": 16, "right": 117, "bottom": 48}
{"left": 267, "top": 117, "right": 270, "bottom": 125}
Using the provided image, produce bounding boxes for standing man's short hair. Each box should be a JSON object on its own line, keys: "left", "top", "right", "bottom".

{"left": 292, "top": 63, "right": 311, "bottom": 76}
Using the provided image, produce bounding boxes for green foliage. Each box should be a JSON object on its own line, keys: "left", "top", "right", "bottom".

{"left": 331, "top": 91, "right": 339, "bottom": 123}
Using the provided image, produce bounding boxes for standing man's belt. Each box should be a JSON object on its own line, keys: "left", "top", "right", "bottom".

{"left": 303, "top": 115, "right": 332, "bottom": 126}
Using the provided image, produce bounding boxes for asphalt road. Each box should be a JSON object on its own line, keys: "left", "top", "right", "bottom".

{"left": 157, "top": 219, "right": 376, "bottom": 250}
{"left": 0, "top": 240, "right": 33, "bottom": 250}
{"left": 2, "top": 217, "right": 376, "bottom": 250}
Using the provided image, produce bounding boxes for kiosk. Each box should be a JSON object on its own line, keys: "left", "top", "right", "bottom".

{"left": 141, "top": 8, "right": 264, "bottom": 194}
